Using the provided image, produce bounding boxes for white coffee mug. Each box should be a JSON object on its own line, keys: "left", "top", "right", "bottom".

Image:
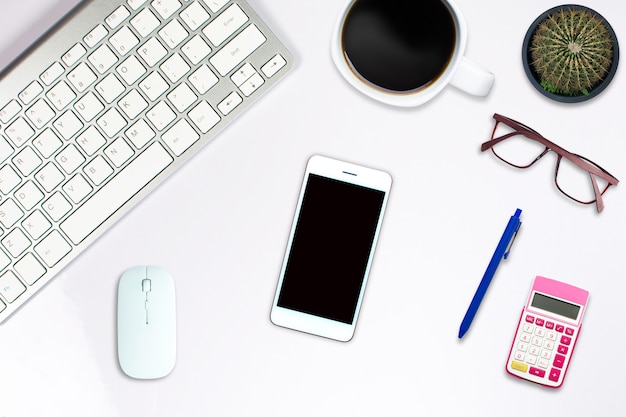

{"left": 331, "top": 0, "right": 495, "bottom": 107}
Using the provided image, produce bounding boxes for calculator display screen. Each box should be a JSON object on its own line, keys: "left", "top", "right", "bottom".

{"left": 531, "top": 293, "right": 580, "bottom": 320}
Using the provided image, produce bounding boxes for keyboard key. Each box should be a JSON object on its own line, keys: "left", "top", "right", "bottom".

{"left": 14, "top": 181, "right": 45, "bottom": 211}
{"left": 0, "top": 271, "right": 26, "bottom": 303}
{"left": 22, "top": 210, "right": 53, "bottom": 240}
{"left": 0, "top": 165, "right": 21, "bottom": 195}
{"left": 97, "top": 108, "right": 127, "bottom": 137}
{"left": 202, "top": 0, "right": 229, "bottom": 13}
{"left": 74, "top": 92, "right": 105, "bottom": 122}
{"left": 89, "top": 44, "right": 119, "bottom": 74}
{"left": 158, "top": 19, "right": 188, "bottom": 49}
{"left": 34, "top": 230, "right": 72, "bottom": 267}
{"left": 162, "top": 119, "right": 199, "bottom": 156}
{"left": 60, "top": 142, "right": 173, "bottom": 244}
{"left": 152, "top": 0, "right": 182, "bottom": 20}
{"left": 2, "top": 228, "right": 31, "bottom": 258}
{"left": 147, "top": 102, "right": 176, "bottom": 131}
{"left": 26, "top": 99, "right": 55, "bottom": 129}
{"left": 0, "top": 100, "right": 22, "bottom": 123}
{"left": 110, "top": 26, "right": 139, "bottom": 56}
{"left": 14, "top": 253, "right": 46, "bottom": 285}
{"left": 104, "top": 138, "right": 135, "bottom": 167}
{"left": 180, "top": 2, "right": 210, "bottom": 31}
{"left": 182, "top": 35, "right": 211, "bottom": 65}
{"left": 85, "top": 155, "right": 114, "bottom": 186}
{"left": 130, "top": 8, "right": 160, "bottom": 37}
{"left": 0, "top": 199, "right": 24, "bottom": 228}
{"left": 188, "top": 101, "right": 220, "bottom": 133}
{"left": 167, "top": 83, "right": 197, "bottom": 112}
{"left": 239, "top": 73, "right": 264, "bottom": 97}
{"left": 53, "top": 111, "right": 84, "bottom": 140}
{"left": 84, "top": 24, "right": 109, "bottom": 48}
{"left": 40, "top": 62, "right": 65, "bottom": 86}
{"left": 138, "top": 38, "right": 168, "bottom": 67}
{"left": 125, "top": 119, "right": 155, "bottom": 149}
{"left": 204, "top": 4, "right": 248, "bottom": 47}
{"left": 106, "top": 5, "right": 131, "bottom": 29}
{"left": 95, "top": 74, "right": 126, "bottom": 104}
{"left": 262, "top": 54, "right": 287, "bottom": 78}
{"left": 139, "top": 72, "right": 169, "bottom": 101}
{"left": 63, "top": 174, "right": 93, "bottom": 204}
{"left": 68, "top": 63, "right": 98, "bottom": 93}
{"left": 117, "top": 55, "right": 147, "bottom": 85}
{"left": 62, "top": 43, "right": 87, "bottom": 67}
{"left": 56, "top": 144, "right": 86, "bottom": 175}
{"left": 42, "top": 192, "right": 72, "bottom": 222}
{"left": 188, "top": 65, "right": 218, "bottom": 94}
{"left": 218, "top": 91, "right": 242, "bottom": 115}
{"left": 47, "top": 81, "right": 77, "bottom": 111}
{"left": 160, "top": 53, "right": 190, "bottom": 83}
{"left": 76, "top": 126, "right": 107, "bottom": 156}
{"left": 210, "top": 24, "right": 266, "bottom": 76}
{"left": 13, "top": 146, "right": 42, "bottom": 177}
{"left": 6, "top": 117, "right": 35, "bottom": 147}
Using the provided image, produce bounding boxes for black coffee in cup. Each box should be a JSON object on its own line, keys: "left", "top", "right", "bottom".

{"left": 341, "top": 0, "right": 456, "bottom": 93}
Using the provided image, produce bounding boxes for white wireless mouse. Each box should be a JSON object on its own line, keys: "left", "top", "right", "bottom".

{"left": 117, "top": 266, "right": 176, "bottom": 379}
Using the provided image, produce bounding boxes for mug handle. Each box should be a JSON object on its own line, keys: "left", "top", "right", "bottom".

{"left": 449, "top": 57, "right": 495, "bottom": 97}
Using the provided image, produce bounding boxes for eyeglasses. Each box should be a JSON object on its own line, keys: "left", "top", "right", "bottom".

{"left": 481, "top": 113, "right": 619, "bottom": 212}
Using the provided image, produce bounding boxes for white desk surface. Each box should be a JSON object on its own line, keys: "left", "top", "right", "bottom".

{"left": 1, "top": 0, "right": 625, "bottom": 415}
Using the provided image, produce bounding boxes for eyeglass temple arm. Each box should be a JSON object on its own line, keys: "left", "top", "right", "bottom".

{"left": 589, "top": 171, "right": 606, "bottom": 213}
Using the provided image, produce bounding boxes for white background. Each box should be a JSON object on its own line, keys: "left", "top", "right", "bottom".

{"left": 1, "top": 0, "right": 625, "bottom": 415}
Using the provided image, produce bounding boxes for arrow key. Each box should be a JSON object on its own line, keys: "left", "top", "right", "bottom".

{"left": 239, "top": 73, "right": 264, "bottom": 97}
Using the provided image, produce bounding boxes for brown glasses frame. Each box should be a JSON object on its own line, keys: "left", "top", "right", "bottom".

{"left": 481, "top": 113, "right": 619, "bottom": 213}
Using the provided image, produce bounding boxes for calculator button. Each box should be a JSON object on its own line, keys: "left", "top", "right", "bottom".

{"left": 540, "top": 349, "right": 552, "bottom": 359}
{"left": 553, "top": 354, "right": 566, "bottom": 368}
{"left": 525, "top": 315, "right": 535, "bottom": 323}
{"left": 549, "top": 368, "right": 561, "bottom": 382}
{"left": 546, "top": 331, "right": 557, "bottom": 341}
{"left": 517, "top": 342, "right": 529, "bottom": 352}
{"left": 535, "top": 327, "right": 545, "bottom": 337}
{"left": 545, "top": 321, "right": 555, "bottom": 330}
{"left": 535, "top": 318, "right": 545, "bottom": 327}
{"left": 565, "top": 327, "right": 574, "bottom": 336}
{"left": 514, "top": 351, "right": 525, "bottom": 361}
{"left": 529, "top": 367, "right": 546, "bottom": 378}
{"left": 556, "top": 324, "right": 565, "bottom": 333}
{"left": 522, "top": 323, "right": 533, "bottom": 333}
{"left": 543, "top": 341, "right": 555, "bottom": 351}
{"left": 558, "top": 345, "right": 569, "bottom": 355}
{"left": 511, "top": 361, "right": 528, "bottom": 373}
{"left": 538, "top": 358, "right": 549, "bottom": 369}
{"left": 520, "top": 333, "right": 531, "bottom": 343}
{"left": 560, "top": 335, "right": 572, "bottom": 345}
{"left": 531, "top": 337, "right": 542, "bottom": 347}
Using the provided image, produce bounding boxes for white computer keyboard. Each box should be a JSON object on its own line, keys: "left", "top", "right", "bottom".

{"left": 0, "top": 0, "right": 292, "bottom": 322}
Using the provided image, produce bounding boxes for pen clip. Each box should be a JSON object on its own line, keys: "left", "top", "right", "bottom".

{"left": 503, "top": 221, "right": 521, "bottom": 260}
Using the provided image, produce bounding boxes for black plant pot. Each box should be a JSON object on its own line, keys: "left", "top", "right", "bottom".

{"left": 522, "top": 4, "right": 619, "bottom": 103}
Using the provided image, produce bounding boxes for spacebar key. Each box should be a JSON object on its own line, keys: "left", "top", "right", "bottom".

{"left": 60, "top": 142, "right": 173, "bottom": 245}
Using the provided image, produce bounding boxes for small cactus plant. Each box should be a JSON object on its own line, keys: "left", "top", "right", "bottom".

{"left": 529, "top": 7, "right": 614, "bottom": 96}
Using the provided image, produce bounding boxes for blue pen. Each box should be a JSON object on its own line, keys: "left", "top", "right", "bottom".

{"left": 458, "top": 208, "right": 522, "bottom": 339}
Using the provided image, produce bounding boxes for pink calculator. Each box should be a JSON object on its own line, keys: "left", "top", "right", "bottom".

{"left": 506, "top": 276, "right": 589, "bottom": 388}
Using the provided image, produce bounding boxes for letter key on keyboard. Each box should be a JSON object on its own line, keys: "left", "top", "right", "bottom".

{"left": 0, "top": 0, "right": 292, "bottom": 322}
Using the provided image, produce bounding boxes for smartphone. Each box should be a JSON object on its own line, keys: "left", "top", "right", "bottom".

{"left": 270, "top": 155, "right": 392, "bottom": 341}
{"left": 506, "top": 276, "right": 589, "bottom": 388}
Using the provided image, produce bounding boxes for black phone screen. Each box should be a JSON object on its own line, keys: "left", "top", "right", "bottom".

{"left": 277, "top": 174, "right": 386, "bottom": 324}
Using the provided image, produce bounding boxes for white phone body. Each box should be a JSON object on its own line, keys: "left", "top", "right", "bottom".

{"left": 270, "top": 155, "right": 392, "bottom": 341}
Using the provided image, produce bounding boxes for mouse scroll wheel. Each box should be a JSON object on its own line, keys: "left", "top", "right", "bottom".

{"left": 142, "top": 278, "right": 151, "bottom": 292}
